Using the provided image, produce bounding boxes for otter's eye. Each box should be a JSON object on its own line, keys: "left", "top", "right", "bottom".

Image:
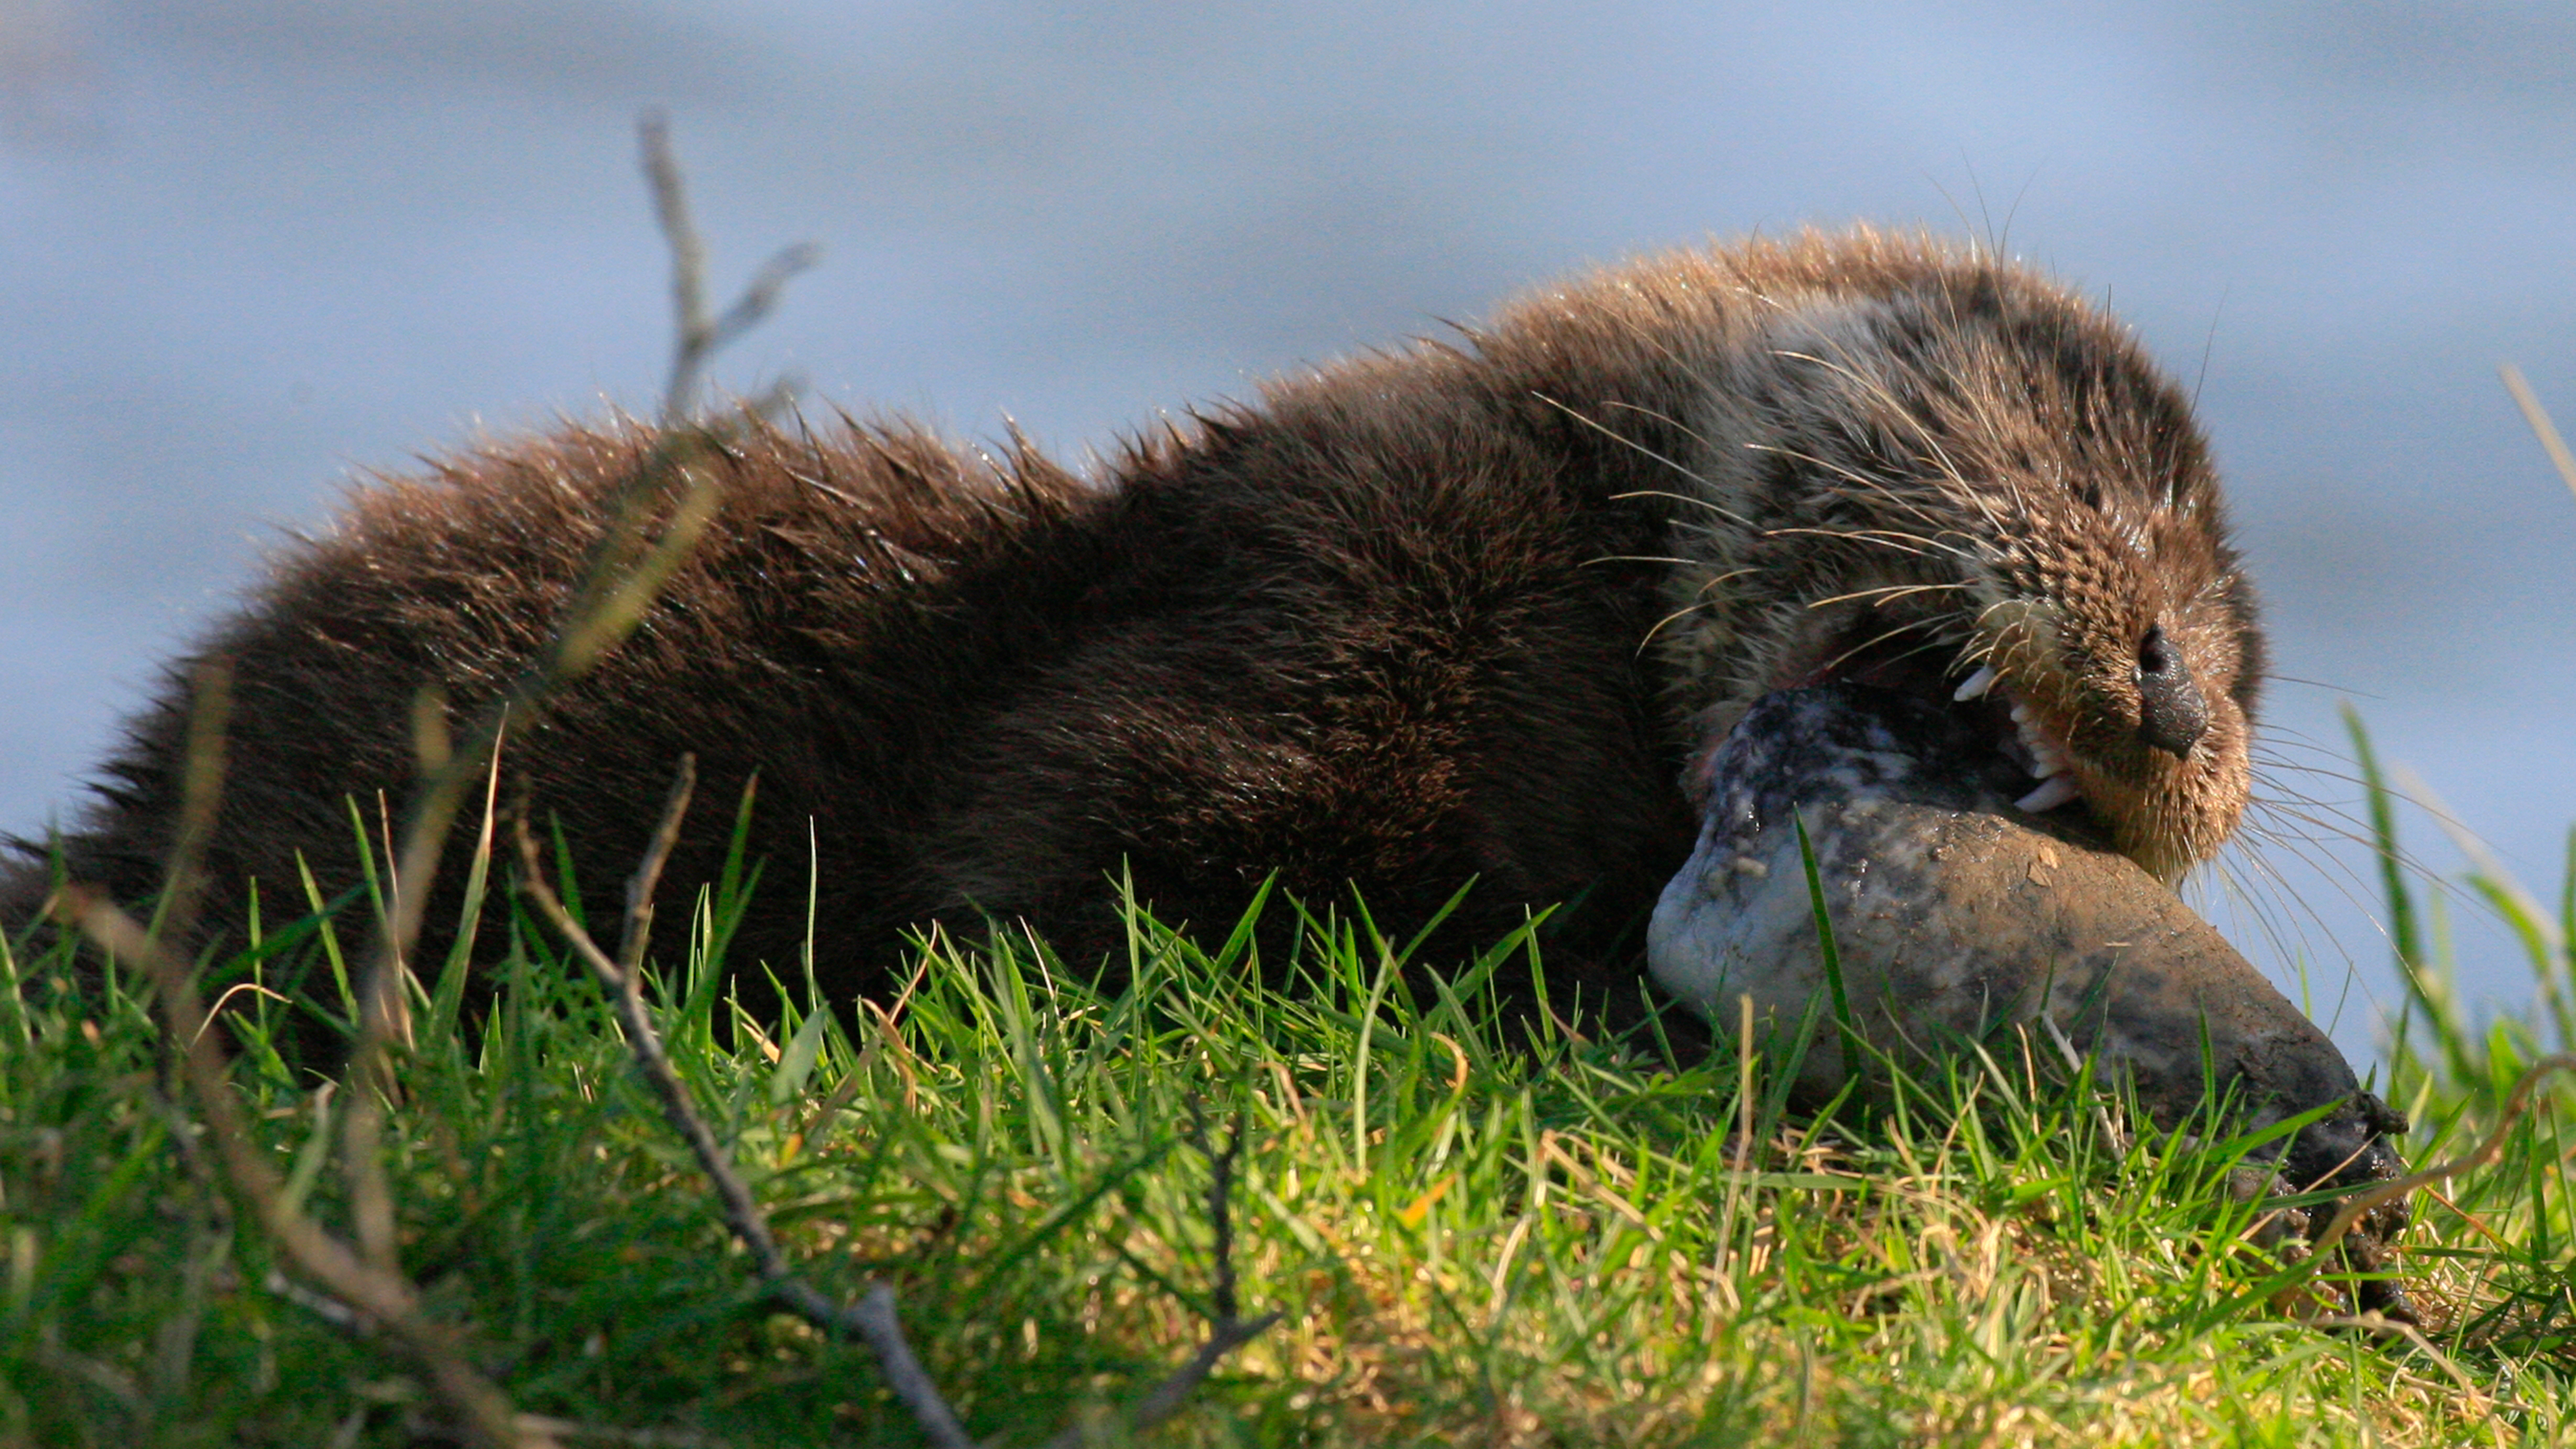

{"left": 2134, "top": 623, "right": 2209, "bottom": 758}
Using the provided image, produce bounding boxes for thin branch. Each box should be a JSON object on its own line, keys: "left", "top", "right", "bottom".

{"left": 339, "top": 119, "right": 813, "bottom": 1099}
{"left": 271, "top": 114, "right": 800, "bottom": 1446}
{"left": 43, "top": 110, "right": 823, "bottom": 1449}
{"left": 150, "top": 657, "right": 234, "bottom": 944}
{"left": 641, "top": 110, "right": 709, "bottom": 411}
{"left": 316, "top": 404, "right": 711, "bottom": 1293}
{"left": 618, "top": 750, "right": 697, "bottom": 976}
{"left": 848, "top": 1286, "right": 980, "bottom": 1449}
{"left": 50, "top": 889, "right": 550, "bottom": 1449}
{"left": 511, "top": 762, "right": 787, "bottom": 1287}
{"left": 508, "top": 774, "right": 977, "bottom": 1449}
{"left": 643, "top": 112, "right": 818, "bottom": 427}
{"left": 1203, "top": 1112, "right": 1243, "bottom": 1324}
{"left": 704, "top": 242, "right": 821, "bottom": 370}
{"left": 509, "top": 1417, "right": 728, "bottom": 1449}
{"left": 323, "top": 389, "right": 777, "bottom": 1289}
{"left": 2499, "top": 363, "right": 2576, "bottom": 506}
{"left": 1067, "top": 1313, "right": 1281, "bottom": 1448}
{"left": 289, "top": 146, "right": 792, "bottom": 1425}
{"left": 1043, "top": 1109, "right": 1283, "bottom": 1449}
{"left": 518, "top": 763, "right": 1284, "bottom": 1448}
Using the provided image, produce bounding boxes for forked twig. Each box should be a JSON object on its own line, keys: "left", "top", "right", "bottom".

{"left": 49, "top": 886, "right": 548, "bottom": 1449}
{"left": 517, "top": 760, "right": 1281, "bottom": 1448}
{"left": 50, "top": 660, "right": 550, "bottom": 1448}
{"left": 513, "top": 762, "right": 976, "bottom": 1448}
{"left": 337, "top": 112, "right": 818, "bottom": 1114}
{"left": 1045, "top": 1109, "right": 1284, "bottom": 1449}
{"left": 326, "top": 108, "right": 815, "bottom": 1317}
{"left": 643, "top": 110, "right": 819, "bottom": 427}
{"left": 48, "top": 112, "right": 818, "bottom": 1448}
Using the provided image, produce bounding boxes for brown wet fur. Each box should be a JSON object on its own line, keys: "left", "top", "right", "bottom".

{"left": 3, "top": 227, "right": 2263, "bottom": 1041}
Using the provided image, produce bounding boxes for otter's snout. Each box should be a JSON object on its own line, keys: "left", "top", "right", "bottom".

{"left": 2135, "top": 623, "right": 2208, "bottom": 757}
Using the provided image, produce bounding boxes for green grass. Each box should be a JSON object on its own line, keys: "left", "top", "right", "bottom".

{"left": 5, "top": 781, "right": 2576, "bottom": 1446}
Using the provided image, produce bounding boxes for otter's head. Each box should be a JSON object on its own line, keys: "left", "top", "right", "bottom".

{"left": 1665, "top": 254, "right": 2263, "bottom": 882}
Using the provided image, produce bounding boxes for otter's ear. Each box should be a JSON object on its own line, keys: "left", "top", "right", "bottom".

{"left": 2222, "top": 572, "right": 2267, "bottom": 721}
{"left": 2134, "top": 623, "right": 2207, "bottom": 758}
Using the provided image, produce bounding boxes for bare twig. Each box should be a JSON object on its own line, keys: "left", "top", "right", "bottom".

{"left": 1043, "top": 1110, "right": 1283, "bottom": 1449}
{"left": 271, "top": 114, "right": 800, "bottom": 1444}
{"left": 847, "top": 1286, "right": 980, "bottom": 1449}
{"left": 517, "top": 763, "right": 1284, "bottom": 1448}
{"left": 642, "top": 111, "right": 819, "bottom": 427}
{"left": 1201, "top": 1112, "right": 1244, "bottom": 1324}
{"left": 51, "top": 659, "right": 546, "bottom": 1448}
{"left": 616, "top": 749, "right": 694, "bottom": 977}
{"left": 335, "top": 115, "right": 813, "bottom": 1133}
{"left": 639, "top": 109, "right": 707, "bottom": 402}
{"left": 325, "top": 303, "right": 784, "bottom": 1301}
{"left": 513, "top": 765, "right": 769, "bottom": 1275}
{"left": 510, "top": 1414, "right": 730, "bottom": 1448}
{"left": 276, "top": 125, "right": 791, "bottom": 1428}
{"left": 509, "top": 771, "right": 976, "bottom": 1449}
{"left": 2499, "top": 363, "right": 2576, "bottom": 506}
{"left": 511, "top": 764, "right": 783, "bottom": 1283}
{"left": 51, "top": 889, "right": 550, "bottom": 1449}
{"left": 323, "top": 310, "right": 735, "bottom": 1317}
{"left": 43, "top": 112, "right": 825, "bottom": 1449}
{"left": 150, "top": 658, "right": 234, "bottom": 944}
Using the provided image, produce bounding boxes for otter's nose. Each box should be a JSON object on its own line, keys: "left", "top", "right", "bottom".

{"left": 2135, "top": 623, "right": 2207, "bottom": 757}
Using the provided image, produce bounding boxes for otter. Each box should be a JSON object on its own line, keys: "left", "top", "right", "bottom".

{"left": 1, "top": 227, "right": 2262, "bottom": 1032}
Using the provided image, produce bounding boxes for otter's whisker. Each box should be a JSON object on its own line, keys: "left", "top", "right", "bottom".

{"left": 1765, "top": 345, "right": 1989, "bottom": 518}
{"left": 1802, "top": 581, "right": 1969, "bottom": 612}
{"left": 1637, "top": 598, "right": 1728, "bottom": 655}
{"left": 1760, "top": 525, "right": 1976, "bottom": 564}
{"left": 2197, "top": 843, "right": 2387, "bottom": 1030}
{"left": 1599, "top": 398, "right": 1716, "bottom": 452}
{"left": 1606, "top": 488, "right": 1757, "bottom": 528}
{"left": 2240, "top": 775, "right": 2470, "bottom": 917}
{"left": 2222, "top": 807, "right": 2433, "bottom": 980}
{"left": 1747, "top": 443, "right": 1968, "bottom": 534}
{"left": 1534, "top": 393, "right": 1735, "bottom": 502}
{"left": 1804, "top": 620, "right": 1959, "bottom": 682}
{"left": 1692, "top": 567, "right": 1760, "bottom": 600}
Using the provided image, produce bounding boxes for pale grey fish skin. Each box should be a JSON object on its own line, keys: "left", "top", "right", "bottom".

{"left": 1649, "top": 686, "right": 2410, "bottom": 1279}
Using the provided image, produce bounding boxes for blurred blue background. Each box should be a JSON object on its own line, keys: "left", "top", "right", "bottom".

{"left": 4, "top": 1, "right": 2572, "bottom": 1063}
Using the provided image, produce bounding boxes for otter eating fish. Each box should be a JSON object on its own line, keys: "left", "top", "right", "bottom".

{"left": 3, "top": 229, "right": 2405, "bottom": 1296}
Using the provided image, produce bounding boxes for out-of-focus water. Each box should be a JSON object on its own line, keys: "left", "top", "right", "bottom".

{"left": 5, "top": 1, "right": 2572, "bottom": 1065}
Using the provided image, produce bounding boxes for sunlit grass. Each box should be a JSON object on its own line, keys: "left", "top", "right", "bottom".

{"left": 3, "top": 761, "right": 2575, "bottom": 1444}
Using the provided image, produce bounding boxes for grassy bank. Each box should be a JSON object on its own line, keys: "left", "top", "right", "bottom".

{"left": 3, "top": 807, "right": 2573, "bottom": 1445}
